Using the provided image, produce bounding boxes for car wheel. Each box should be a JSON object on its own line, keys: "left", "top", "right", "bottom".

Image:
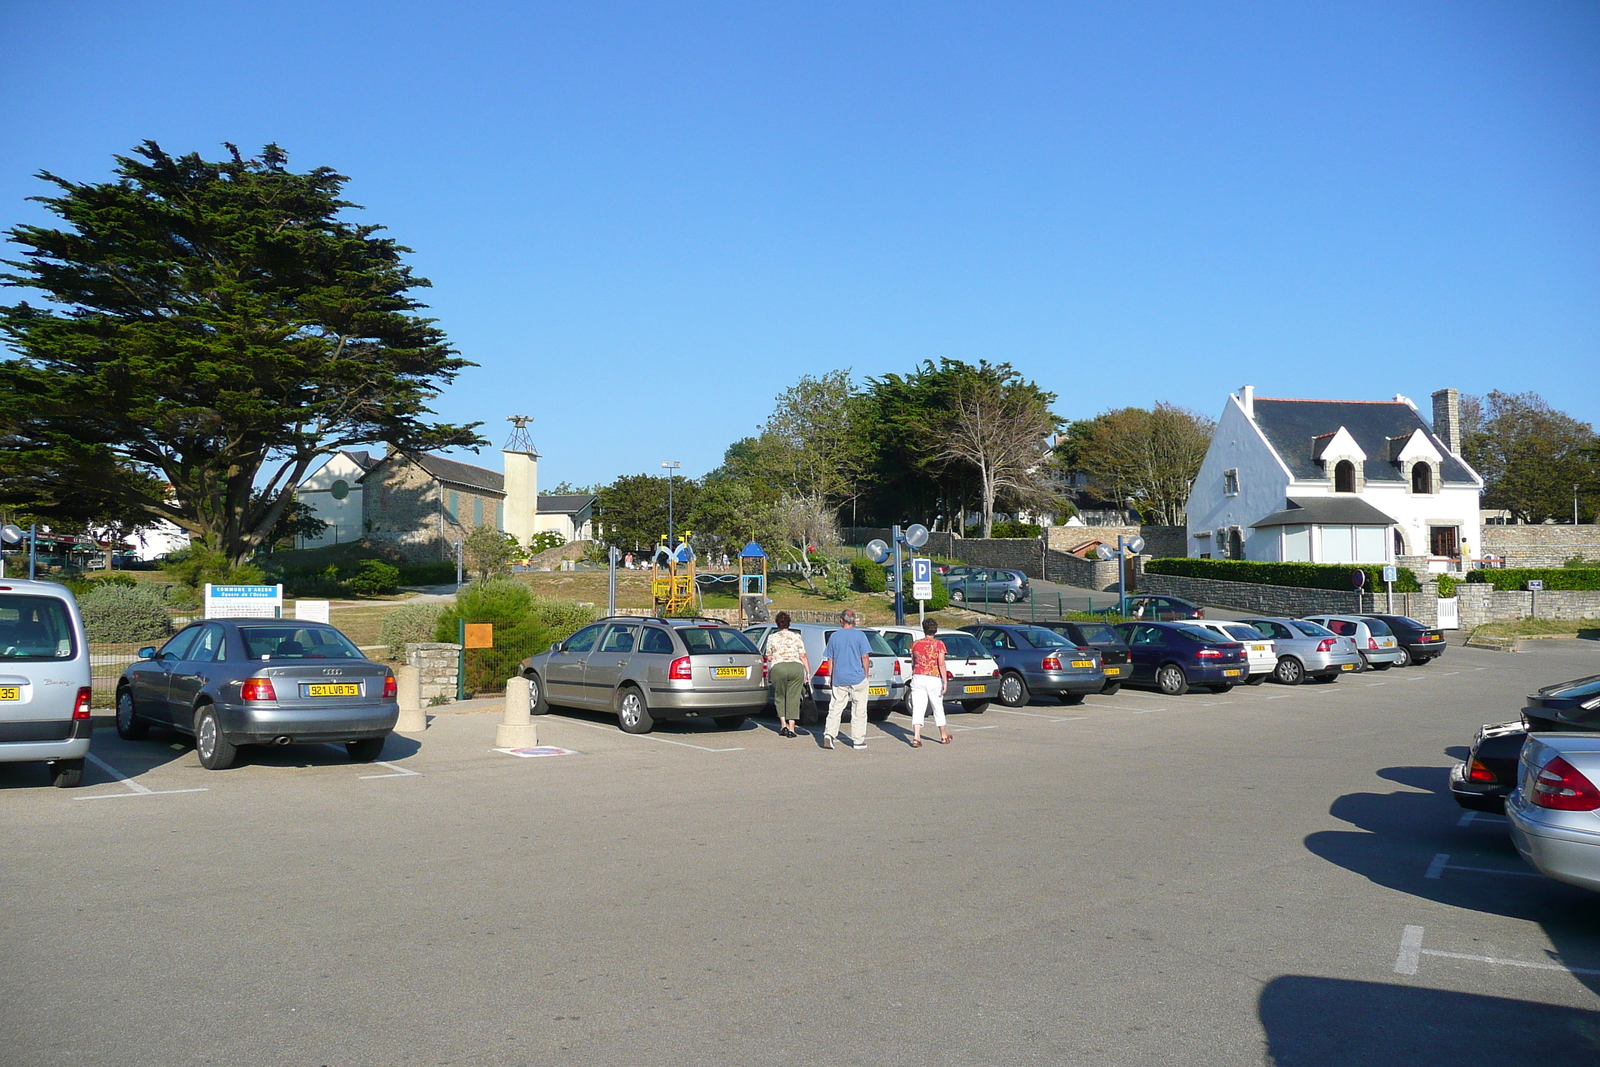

{"left": 1060, "top": 692, "right": 1086, "bottom": 706}
{"left": 617, "top": 685, "right": 654, "bottom": 734}
{"left": 1272, "top": 656, "right": 1305, "bottom": 685}
{"left": 1356, "top": 654, "right": 1371, "bottom": 673}
{"left": 713, "top": 715, "right": 746, "bottom": 730}
{"left": 1395, "top": 646, "right": 1412, "bottom": 668}
{"left": 1156, "top": 664, "right": 1189, "bottom": 696}
{"left": 1371, "top": 662, "right": 1392, "bottom": 671}
{"left": 115, "top": 688, "right": 148, "bottom": 740}
{"left": 1101, "top": 681, "right": 1122, "bottom": 696}
{"left": 1245, "top": 673, "right": 1268, "bottom": 686}
{"left": 961, "top": 700, "right": 989, "bottom": 714}
{"left": 998, "top": 672, "right": 1030, "bottom": 707}
{"left": 194, "top": 706, "right": 237, "bottom": 770}
{"left": 950, "top": 589, "right": 966, "bottom": 604}
{"left": 50, "top": 758, "right": 84, "bottom": 788}
{"left": 526, "top": 672, "right": 549, "bottom": 715}
{"left": 346, "top": 737, "right": 385, "bottom": 762}
{"left": 1003, "top": 590, "right": 1019, "bottom": 604}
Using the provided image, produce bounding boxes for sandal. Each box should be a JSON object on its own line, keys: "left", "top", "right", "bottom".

{"left": 939, "top": 734, "right": 952, "bottom": 745}
{"left": 910, "top": 738, "right": 923, "bottom": 748}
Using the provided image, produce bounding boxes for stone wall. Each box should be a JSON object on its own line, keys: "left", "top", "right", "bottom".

{"left": 842, "top": 528, "right": 960, "bottom": 557}
{"left": 1045, "top": 525, "right": 1186, "bottom": 559}
{"left": 1480, "top": 525, "right": 1600, "bottom": 567}
{"left": 365, "top": 455, "right": 504, "bottom": 562}
{"left": 1044, "top": 550, "right": 1123, "bottom": 592}
{"left": 1455, "top": 585, "right": 1600, "bottom": 628}
{"left": 950, "top": 538, "right": 1047, "bottom": 577}
{"left": 405, "top": 641, "right": 462, "bottom": 703}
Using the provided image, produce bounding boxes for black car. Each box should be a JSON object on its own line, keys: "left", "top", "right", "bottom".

{"left": 1122, "top": 595, "right": 1204, "bottom": 621}
{"left": 1450, "top": 674, "right": 1600, "bottom": 814}
{"left": 1358, "top": 613, "right": 1446, "bottom": 667}
{"left": 1031, "top": 621, "right": 1132, "bottom": 695}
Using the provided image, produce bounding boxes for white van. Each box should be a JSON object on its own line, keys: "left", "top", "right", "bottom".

{"left": 0, "top": 580, "right": 93, "bottom": 787}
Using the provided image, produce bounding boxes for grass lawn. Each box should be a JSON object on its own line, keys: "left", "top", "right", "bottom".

{"left": 509, "top": 570, "right": 907, "bottom": 623}
{"left": 1469, "top": 617, "right": 1600, "bottom": 641}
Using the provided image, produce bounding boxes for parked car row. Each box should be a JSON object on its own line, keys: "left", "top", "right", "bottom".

{"left": 1453, "top": 673, "right": 1600, "bottom": 894}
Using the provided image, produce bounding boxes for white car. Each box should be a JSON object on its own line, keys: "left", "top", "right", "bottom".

{"left": 1507, "top": 732, "right": 1600, "bottom": 893}
{"left": 867, "top": 626, "right": 1001, "bottom": 713}
{"left": 0, "top": 580, "right": 92, "bottom": 787}
{"left": 1189, "top": 621, "right": 1275, "bottom": 686}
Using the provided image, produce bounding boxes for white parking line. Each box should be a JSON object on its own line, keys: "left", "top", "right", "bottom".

{"left": 1424, "top": 853, "right": 1449, "bottom": 879}
{"left": 556, "top": 717, "right": 743, "bottom": 752}
{"left": 1394, "top": 925, "right": 1600, "bottom": 977}
{"left": 74, "top": 752, "right": 209, "bottom": 801}
{"left": 993, "top": 708, "right": 1088, "bottom": 723}
{"left": 1457, "top": 811, "right": 1506, "bottom": 827}
{"left": 1425, "top": 852, "right": 1541, "bottom": 879}
{"left": 360, "top": 760, "right": 421, "bottom": 779}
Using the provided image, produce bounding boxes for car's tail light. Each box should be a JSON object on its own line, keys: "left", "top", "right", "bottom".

{"left": 241, "top": 677, "right": 277, "bottom": 701}
{"left": 1316, "top": 639, "right": 1337, "bottom": 653}
{"left": 668, "top": 656, "right": 693, "bottom": 681}
{"left": 945, "top": 670, "right": 955, "bottom": 680}
{"left": 1467, "top": 759, "right": 1496, "bottom": 783}
{"left": 762, "top": 661, "right": 770, "bottom": 682}
{"left": 1367, "top": 637, "right": 1380, "bottom": 650}
{"left": 72, "top": 686, "right": 92, "bottom": 720}
{"left": 992, "top": 668, "right": 1001, "bottom": 677}
{"left": 1530, "top": 756, "right": 1600, "bottom": 811}
{"left": 894, "top": 660, "right": 902, "bottom": 677}
{"left": 1195, "top": 609, "right": 1204, "bottom": 618}
{"left": 814, "top": 660, "right": 831, "bottom": 679}
{"left": 382, "top": 674, "right": 398, "bottom": 699}
{"left": 1041, "top": 655, "right": 1062, "bottom": 671}
{"left": 1196, "top": 648, "right": 1222, "bottom": 659}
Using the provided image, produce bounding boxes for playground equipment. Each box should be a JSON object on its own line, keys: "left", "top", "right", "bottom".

{"left": 652, "top": 541, "right": 698, "bottom": 615}
{"left": 737, "top": 541, "right": 768, "bottom": 625}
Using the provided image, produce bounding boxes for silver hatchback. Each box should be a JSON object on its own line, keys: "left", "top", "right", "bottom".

{"left": 743, "top": 622, "right": 906, "bottom": 723}
{"left": 0, "top": 580, "right": 92, "bottom": 787}
{"left": 1234, "top": 617, "right": 1363, "bottom": 685}
{"left": 1300, "top": 614, "right": 1405, "bottom": 671}
{"left": 521, "top": 616, "right": 766, "bottom": 734}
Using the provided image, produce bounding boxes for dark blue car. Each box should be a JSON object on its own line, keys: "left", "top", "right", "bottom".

{"left": 1112, "top": 622, "right": 1249, "bottom": 696}
{"left": 960, "top": 624, "right": 1104, "bottom": 707}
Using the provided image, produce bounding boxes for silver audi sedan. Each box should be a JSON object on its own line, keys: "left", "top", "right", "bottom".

{"left": 116, "top": 620, "right": 398, "bottom": 770}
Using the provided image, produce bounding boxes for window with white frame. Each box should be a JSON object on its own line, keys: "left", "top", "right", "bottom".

{"left": 1282, "top": 525, "right": 1311, "bottom": 561}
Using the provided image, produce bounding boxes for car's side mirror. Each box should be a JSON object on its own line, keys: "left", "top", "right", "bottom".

{"left": 550, "top": 642, "right": 562, "bottom": 654}
{"left": 137, "top": 646, "right": 157, "bottom": 660}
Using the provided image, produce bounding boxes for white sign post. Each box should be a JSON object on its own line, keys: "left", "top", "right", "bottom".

{"left": 1383, "top": 565, "right": 1396, "bottom": 614}
{"left": 911, "top": 557, "right": 933, "bottom": 623}
{"left": 204, "top": 584, "right": 284, "bottom": 620}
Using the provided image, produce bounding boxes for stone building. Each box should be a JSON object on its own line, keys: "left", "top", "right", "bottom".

{"left": 359, "top": 450, "right": 508, "bottom": 560}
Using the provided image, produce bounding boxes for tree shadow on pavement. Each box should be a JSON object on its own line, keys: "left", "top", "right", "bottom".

{"left": 1259, "top": 975, "right": 1600, "bottom": 1065}
{"left": 1305, "top": 763, "right": 1600, "bottom": 997}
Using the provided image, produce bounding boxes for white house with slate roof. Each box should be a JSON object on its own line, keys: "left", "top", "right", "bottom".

{"left": 293, "top": 449, "right": 376, "bottom": 549}
{"left": 1184, "top": 387, "right": 1485, "bottom": 573}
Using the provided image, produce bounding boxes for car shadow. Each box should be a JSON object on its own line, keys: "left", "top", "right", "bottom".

{"left": 0, "top": 723, "right": 197, "bottom": 792}
{"left": 1305, "top": 762, "right": 1600, "bottom": 996}
{"left": 1258, "top": 975, "right": 1600, "bottom": 1064}
{"left": 240, "top": 731, "right": 422, "bottom": 769}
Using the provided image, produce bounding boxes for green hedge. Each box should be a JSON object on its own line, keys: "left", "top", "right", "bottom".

{"left": 850, "top": 557, "right": 888, "bottom": 593}
{"left": 77, "top": 584, "right": 175, "bottom": 644}
{"left": 1463, "top": 567, "right": 1600, "bottom": 591}
{"left": 1143, "top": 558, "right": 1421, "bottom": 593}
{"left": 1434, "top": 574, "right": 1457, "bottom": 597}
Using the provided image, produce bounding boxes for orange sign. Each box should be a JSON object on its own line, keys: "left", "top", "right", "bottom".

{"left": 463, "top": 623, "right": 494, "bottom": 649}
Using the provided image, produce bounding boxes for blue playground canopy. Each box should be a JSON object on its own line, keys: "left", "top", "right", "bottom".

{"left": 739, "top": 541, "right": 766, "bottom": 559}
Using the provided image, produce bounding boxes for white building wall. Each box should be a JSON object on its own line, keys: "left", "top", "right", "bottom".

{"left": 295, "top": 453, "right": 369, "bottom": 549}
{"left": 502, "top": 450, "right": 538, "bottom": 545}
{"left": 1184, "top": 396, "right": 1292, "bottom": 560}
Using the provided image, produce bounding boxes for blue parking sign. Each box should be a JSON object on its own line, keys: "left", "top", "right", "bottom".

{"left": 911, "top": 557, "right": 933, "bottom": 601}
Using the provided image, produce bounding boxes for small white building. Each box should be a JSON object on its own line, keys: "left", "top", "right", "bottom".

{"left": 1185, "top": 387, "right": 1484, "bottom": 572}
{"left": 294, "top": 450, "right": 376, "bottom": 550}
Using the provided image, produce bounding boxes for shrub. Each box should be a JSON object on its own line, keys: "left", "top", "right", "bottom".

{"left": 395, "top": 561, "right": 458, "bottom": 586}
{"left": 990, "top": 521, "right": 1044, "bottom": 539}
{"left": 78, "top": 584, "right": 174, "bottom": 644}
{"left": 1434, "top": 574, "right": 1457, "bottom": 597}
{"left": 56, "top": 572, "right": 138, "bottom": 596}
{"left": 820, "top": 567, "right": 852, "bottom": 601}
{"left": 161, "top": 547, "right": 267, "bottom": 589}
{"left": 381, "top": 602, "right": 446, "bottom": 660}
{"left": 850, "top": 557, "right": 888, "bottom": 593}
{"left": 1462, "top": 567, "right": 1600, "bottom": 592}
{"left": 921, "top": 574, "right": 950, "bottom": 612}
{"left": 342, "top": 559, "right": 400, "bottom": 596}
{"left": 433, "top": 581, "right": 599, "bottom": 694}
{"left": 1143, "top": 558, "right": 1422, "bottom": 593}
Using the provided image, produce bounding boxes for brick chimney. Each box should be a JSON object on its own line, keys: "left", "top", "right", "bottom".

{"left": 1431, "top": 388, "right": 1460, "bottom": 455}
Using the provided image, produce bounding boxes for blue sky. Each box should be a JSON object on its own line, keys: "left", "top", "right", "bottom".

{"left": 2, "top": 1, "right": 1596, "bottom": 489}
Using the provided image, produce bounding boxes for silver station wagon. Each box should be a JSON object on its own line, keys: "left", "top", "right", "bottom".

{"left": 117, "top": 620, "right": 399, "bottom": 770}
{"left": 0, "top": 580, "right": 93, "bottom": 787}
{"left": 522, "top": 616, "right": 766, "bottom": 734}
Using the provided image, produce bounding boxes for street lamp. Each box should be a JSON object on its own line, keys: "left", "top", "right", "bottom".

{"left": 662, "top": 461, "right": 681, "bottom": 546}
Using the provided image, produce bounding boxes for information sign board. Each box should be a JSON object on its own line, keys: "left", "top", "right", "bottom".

{"left": 1526, "top": 580, "right": 1544, "bottom": 592}
{"left": 203, "top": 584, "right": 283, "bottom": 620}
{"left": 911, "top": 557, "right": 933, "bottom": 602}
{"left": 1382, "top": 566, "right": 1397, "bottom": 585}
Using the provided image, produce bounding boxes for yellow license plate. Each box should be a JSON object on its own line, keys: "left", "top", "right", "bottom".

{"left": 1223, "top": 669, "right": 1242, "bottom": 677}
{"left": 964, "top": 684, "right": 986, "bottom": 693}
{"left": 305, "top": 683, "right": 360, "bottom": 697}
{"left": 1071, "top": 660, "right": 1094, "bottom": 669}
{"left": 1103, "top": 667, "right": 1121, "bottom": 675}
{"left": 1341, "top": 663, "right": 1355, "bottom": 671}
{"left": 1251, "top": 644, "right": 1268, "bottom": 652}
{"left": 715, "top": 666, "right": 748, "bottom": 678}
{"left": 869, "top": 685, "right": 887, "bottom": 696}
{"left": 0, "top": 686, "right": 18, "bottom": 701}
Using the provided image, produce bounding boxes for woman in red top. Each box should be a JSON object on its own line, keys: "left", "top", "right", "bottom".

{"left": 908, "top": 618, "right": 953, "bottom": 747}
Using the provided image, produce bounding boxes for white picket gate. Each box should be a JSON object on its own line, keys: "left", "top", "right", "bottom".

{"left": 1436, "top": 596, "right": 1459, "bottom": 630}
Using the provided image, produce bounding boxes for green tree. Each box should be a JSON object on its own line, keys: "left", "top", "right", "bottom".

{"left": 931, "top": 362, "right": 1060, "bottom": 537}
{"left": 463, "top": 524, "right": 521, "bottom": 580}
{"left": 595, "top": 473, "right": 699, "bottom": 552}
{"left": 688, "top": 475, "right": 764, "bottom": 556}
{"left": 1059, "top": 403, "right": 1215, "bottom": 525}
{"left": 1462, "top": 391, "right": 1599, "bottom": 523}
{"left": 0, "top": 142, "right": 482, "bottom": 566}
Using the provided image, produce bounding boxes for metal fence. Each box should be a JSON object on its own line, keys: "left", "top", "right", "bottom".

{"left": 940, "top": 589, "right": 1105, "bottom": 622}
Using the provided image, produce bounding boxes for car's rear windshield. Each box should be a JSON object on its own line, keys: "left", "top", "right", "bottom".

{"left": 0, "top": 594, "right": 77, "bottom": 661}
{"left": 1382, "top": 616, "right": 1424, "bottom": 629}
{"left": 1362, "top": 618, "right": 1393, "bottom": 636}
{"left": 824, "top": 628, "right": 896, "bottom": 656}
{"left": 1289, "top": 620, "right": 1334, "bottom": 638}
{"left": 874, "top": 631, "right": 913, "bottom": 656}
{"left": 1222, "top": 624, "right": 1268, "bottom": 641}
{"left": 1017, "top": 627, "right": 1072, "bottom": 647}
{"left": 240, "top": 626, "right": 365, "bottom": 661}
{"left": 1073, "top": 623, "right": 1122, "bottom": 645}
{"left": 1173, "top": 624, "right": 1228, "bottom": 643}
{"left": 938, "top": 633, "right": 987, "bottom": 659}
{"left": 678, "top": 627, "right": 758, "bottom": 655}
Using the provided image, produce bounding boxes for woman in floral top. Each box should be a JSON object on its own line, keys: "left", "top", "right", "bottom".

{"left": 765, "top": 612, "right": 810, "bottom": 738}
{"left": 908, "top": 618, "right": 952, "bottom": 747}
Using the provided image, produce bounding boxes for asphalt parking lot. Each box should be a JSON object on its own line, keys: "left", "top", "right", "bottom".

{"left": 4, "top": 640, "right": 1600, "bottom": 1065}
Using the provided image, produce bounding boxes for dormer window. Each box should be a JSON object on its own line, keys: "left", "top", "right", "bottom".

{"left": 1334, "top": 460, "right": 1357, "bottom": 494}
{"left": 1411, "top": 463, "right": 1433, "bottom": 494}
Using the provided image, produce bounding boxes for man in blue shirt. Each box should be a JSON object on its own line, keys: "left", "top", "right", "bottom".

{"left": 821, "top": 609, "right": 874, "bottom": 750}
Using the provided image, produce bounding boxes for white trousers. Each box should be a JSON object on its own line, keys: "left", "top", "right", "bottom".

{"left": 908, "top": 675, "right": 946, "bottom": 729}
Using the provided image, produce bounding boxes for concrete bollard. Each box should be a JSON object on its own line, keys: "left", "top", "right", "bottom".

{"left": 494, "top": 676, "right": 537, "bottom": 748}
{"left": 394, "top": 665, "right": 426, "bottom": 734}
